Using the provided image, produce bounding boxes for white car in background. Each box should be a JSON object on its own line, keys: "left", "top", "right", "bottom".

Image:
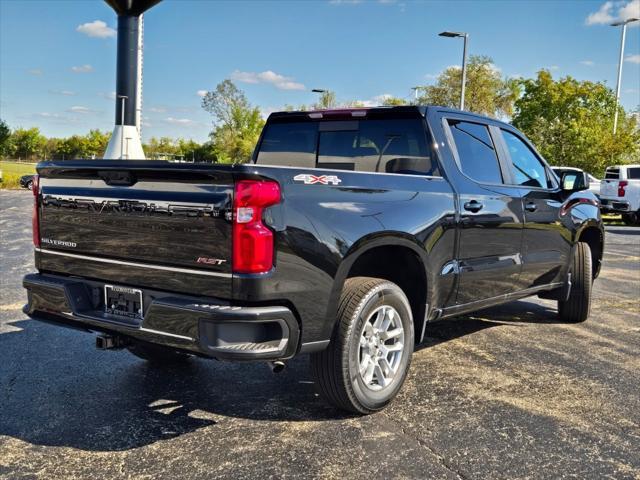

{"left": 551, "top": 167, "right": 600, "bottom": 198}
{"left": 600, "top": 164, "right": 640, "bottom": 225}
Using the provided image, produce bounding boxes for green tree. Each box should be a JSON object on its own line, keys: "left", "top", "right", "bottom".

{"left": 83, "top": 129, "right": 111, "bottom": 158}
{"left": 0, "top": 119, "right": 11, "bottom": 158}
{"left": 313, "top": 90, "right": 337, "bottom": 109}
{"left": 201, "top": 80, "right": 264, "bottom": 163}
{"left": 512, "top": 70, "right": 640, "bottom": 176}
{"left": 144, "top": 136, "right": 179, "bottom": 159}
{"left": 419, "top": 55, "right": 520, "bottom": 118}
{"left": 11, "top": 127, "right": 46, "bottom": 160}
{"left": 381, "top": 96, "right": 408, "bottom": 106}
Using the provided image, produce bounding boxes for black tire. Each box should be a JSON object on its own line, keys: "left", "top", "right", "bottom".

{"left": 127, "top": 340, "right": 191, "bottom": 364}
{"left": 26, "top": 180, "right": 33, "bottom": 190}
{"left": 622, "top": 212, "right": 640, "bottom": 226}
{"left": 558, "top": 242, "right": 592, "bottom": 323}
{"left": 310, "top": 277, "right": 414, "bottom": 414}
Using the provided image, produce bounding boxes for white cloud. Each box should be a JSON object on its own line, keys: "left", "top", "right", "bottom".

{"left": 148, "top": 106, "right": 167, "bottom": 113}
{"left": 49, "top": 89, "right": 76, "bottom": 96}
{"left": 580, "top": 60, "right": 595, "bottom": 66}
{"left": 76, "top": 20, "right": 116, "bottom": 38}
{"left": 618, "top": 0, "right": 640, "bottom": 24}
{"left": 68, "top": 106, "right": 94, "bottom": 114}
{"left": 424, "top": 73, "right": 438, "bottom": 80}
{"left": 231, "top": 70, "right": 306, "bottom": 90}
{"left": 625, "top": 54, "right": 640, "bottom": 63}
{"left": 98, "top": 91, "right": 116, "bottom": 100}
{"left": 348, "top": 94, "right": 396, "bottom": 107}
{"left": 547, "top": 65, "right": 560, "bottom": 71}
{"left": 329, "top": 0, "right": 363, "bottom": 4}
{"left": 27, "top": 68, "right": 43, "bottom": 76}
{"left": 71, "top": 64, "right": 94, "bottom": 73}
{"left": 196, "top": 90, "right": 208, "bottom": 97}
{"left": 586, "top": 1, "right": 615, "bottom": 25}
{"left": 586, "top": 0, "right": 639, "bottom": 26}
{"left": 165, "top": 117, "right": 195, "bottom": 126}
{"left": 36, "top": 112, "right": 62, "bottom": 118}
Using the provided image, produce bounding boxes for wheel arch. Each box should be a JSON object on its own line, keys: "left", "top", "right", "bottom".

{"left": 323, "top": 232, "right": 431, "bottom": 344}
{"left": 575, "top": 221, "right": 604, "bottom": 279}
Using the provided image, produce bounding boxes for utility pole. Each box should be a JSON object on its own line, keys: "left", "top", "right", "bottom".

{"left": 611, "top": 18, "right": 639, "bottom": 134}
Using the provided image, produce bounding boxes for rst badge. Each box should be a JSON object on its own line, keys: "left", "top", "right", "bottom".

{"left": 294, "top": 174, "right": 342, "bottom": 186}
{"left": 196, "top": 257, "right": 226, "bottom": 266}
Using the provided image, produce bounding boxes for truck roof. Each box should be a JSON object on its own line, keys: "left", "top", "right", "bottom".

{"left": 267, "top": 105, "right": 512, "bottom": 128}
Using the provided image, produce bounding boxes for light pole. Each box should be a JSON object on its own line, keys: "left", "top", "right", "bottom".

{"left": 117, "top": 95, "right": 128, "bottom": 159}
{"left": 611, "top": 18, "right": 639, "bottom": 134}
{"left": 439, "top": 31, "right": 469, "bottom": 110}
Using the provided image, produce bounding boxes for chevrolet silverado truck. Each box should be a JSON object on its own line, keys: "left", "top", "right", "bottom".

{"left": 23, "top": 106, "right": 603, "bottom": 414}
{"left": 600, "top": 164, "right": 640, "bottom": 225}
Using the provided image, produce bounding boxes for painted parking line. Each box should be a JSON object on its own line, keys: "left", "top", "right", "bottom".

{"left": 605, "top": 251, "right": 639, "bottom": 258}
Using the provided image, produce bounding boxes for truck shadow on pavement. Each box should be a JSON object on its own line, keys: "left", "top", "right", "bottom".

{"left": 0, "top": 299, "right": 559, "bottom": 452}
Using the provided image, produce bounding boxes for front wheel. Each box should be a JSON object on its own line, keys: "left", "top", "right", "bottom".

{"left": 310, "top": 277, "right": 414, "bottom": 414}
{"left": 558, "top": 242, "right": 592, "bottom": 323}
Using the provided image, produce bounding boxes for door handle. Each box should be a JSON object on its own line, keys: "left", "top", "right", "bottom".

{"left": 524, "top": 202, "right": 538, "bottom": 212}
{"left": 463, "top": 200, "right": 483, "bottom": 213}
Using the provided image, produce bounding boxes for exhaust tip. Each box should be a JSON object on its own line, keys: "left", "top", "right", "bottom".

{"left": 267, "top": 361, "right": 286, "bottom": 374}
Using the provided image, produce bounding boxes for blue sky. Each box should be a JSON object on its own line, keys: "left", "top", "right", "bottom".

{"left": 1, "top": 0, "right": 639, "bottom": 142}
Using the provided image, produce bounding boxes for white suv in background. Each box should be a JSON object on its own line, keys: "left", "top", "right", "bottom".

{"left": 600, "top": 164, "right": 640, "bottom": 225}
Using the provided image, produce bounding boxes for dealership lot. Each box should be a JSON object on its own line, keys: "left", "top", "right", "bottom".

{"left": 1, "top": 190, "right": 639, "bottom": 479}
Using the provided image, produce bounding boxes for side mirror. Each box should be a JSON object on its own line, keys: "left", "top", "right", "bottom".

{"left": 561, "top": 171, "right": 588, "bottom": 192}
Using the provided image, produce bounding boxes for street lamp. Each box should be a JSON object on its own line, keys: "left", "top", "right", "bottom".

{"left": 611, "top": 17, "right": 639, "bottom": 134}
{"left": 311, "top": 89, "right": 326, "bottom": 94}
{"left": 439, "top": 31, "right": 469, "bottom": 110}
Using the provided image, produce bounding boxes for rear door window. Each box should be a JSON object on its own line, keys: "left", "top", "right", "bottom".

{"left": 627, "top": 167, "right": 640, "bottom": 179}
{"left": 447, "top": 120, "right": 503, "bottom": 184}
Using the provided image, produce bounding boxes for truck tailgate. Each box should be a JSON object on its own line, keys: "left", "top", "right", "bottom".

{"left": 36, "top": 161, "right": 234, "bottom": 297}
{"left": 600, "top": 179, "right": 619, "bottom": 198}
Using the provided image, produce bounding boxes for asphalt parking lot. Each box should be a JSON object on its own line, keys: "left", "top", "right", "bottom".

{"left": 1, "top": 189, "right": 639, "bottom": 480}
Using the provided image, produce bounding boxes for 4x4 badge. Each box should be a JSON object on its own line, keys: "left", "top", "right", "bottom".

{"left": 294, "top": 174, "right": 342, "bottom": 186}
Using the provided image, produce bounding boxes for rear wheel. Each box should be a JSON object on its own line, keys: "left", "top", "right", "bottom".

{"left": 622, "top": 212, "right": 639, "bottom": 226}
{"left": 310, "top": 277, "right": 414, "bottom": 414}
{"left": 26, "top": 180, "right": 33, "bottom": 190}
{"left": 558, "top": 242, "right": 592, "bottom": 323}
{"left": 127, "top": 340, "right": 191, "bottom": 364}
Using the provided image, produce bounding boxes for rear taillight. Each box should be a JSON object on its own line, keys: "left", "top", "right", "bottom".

{"left": 32, "top": 174, "right": 40, "bottom": 247}
{"left": 232, "top": 180, "right": 281, "bottom": 274}
{"left": 618, "top": 180, "right": 628, "bottom": 197}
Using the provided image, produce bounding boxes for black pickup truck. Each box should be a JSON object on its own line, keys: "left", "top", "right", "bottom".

{"left": 23, "top": 106, "right": 603, "bottom": 413}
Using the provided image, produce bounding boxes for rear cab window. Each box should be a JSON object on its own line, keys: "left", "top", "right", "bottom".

{"left": 605, "top": 168, "right": 620, "bottom": 180}
{"left": 255, "top": 112, "right": 440, "bottom": 176}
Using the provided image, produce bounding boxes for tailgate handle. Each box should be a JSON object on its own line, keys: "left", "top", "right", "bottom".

{"left": 99, "top": 171, "right": 137, "bottom": 186}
